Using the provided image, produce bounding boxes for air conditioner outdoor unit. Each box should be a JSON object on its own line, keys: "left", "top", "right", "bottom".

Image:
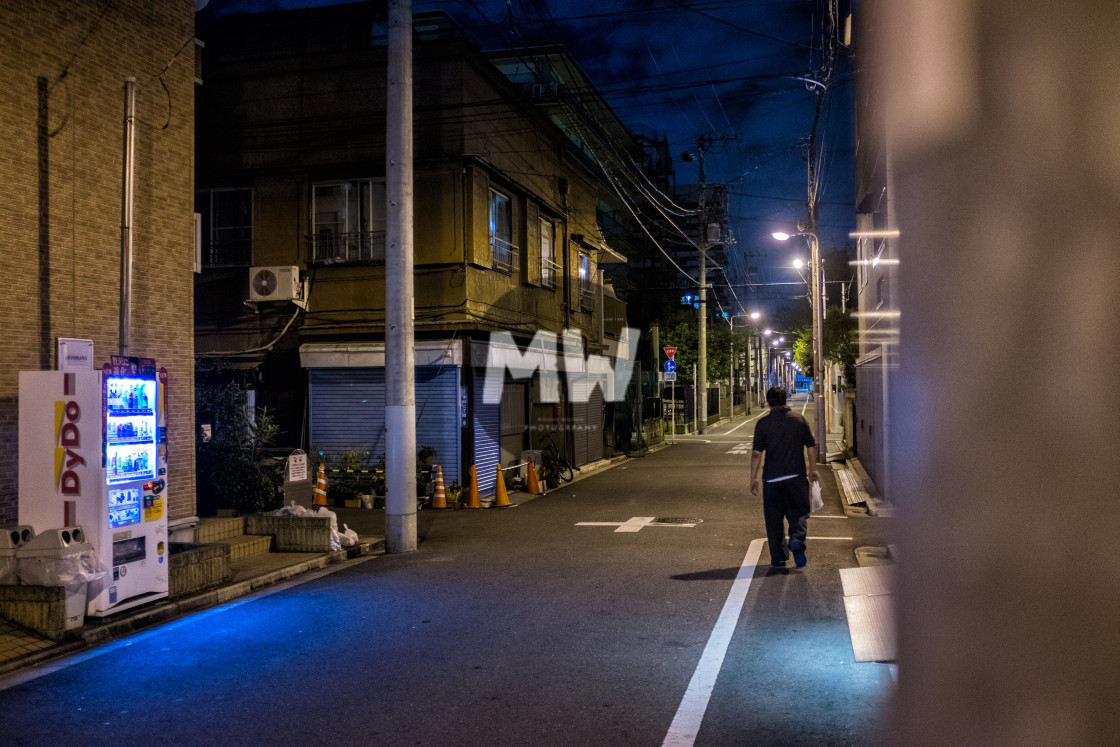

{"left": 249, "top": 266, "right": 300, "bottom": 302}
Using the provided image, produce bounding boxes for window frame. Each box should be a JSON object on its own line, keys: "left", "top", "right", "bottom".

{"left": 196, "top": 187, "right": 253, "bottom": 268}
{"left": 310, "top": 177, "right": 386, "bottom": 264}
{"left": 577, "top": 250, "right": 592, "bottom": 309}
{"left": 539, "top": 217, "right": 557, "bottom": 289}
{"left": 489, "top": 187, "right": 519, "bottom": 274}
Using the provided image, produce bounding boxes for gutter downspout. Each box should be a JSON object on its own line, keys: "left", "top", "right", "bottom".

{"left": 120, "top": 77, "right": 137, "bottom": 356}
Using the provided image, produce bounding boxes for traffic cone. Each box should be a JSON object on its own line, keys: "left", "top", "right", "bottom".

{"left": 491, "top": 464, "right": 515, "bottom": 508}
{"left": 313, "top": 463, "right": 328, "bottom": 507}
{"left": 526, "top": 459, "right": 541, "bottom": 495}
{"left": 465, "top": 465, "right": 482, "bottom": 509}
{"left": 431, "top": 465, "right": 448, "bottom": 509}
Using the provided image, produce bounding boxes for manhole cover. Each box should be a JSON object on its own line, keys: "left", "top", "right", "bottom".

{"left": 652, "top": 517, "right": 703, "bottom": 525}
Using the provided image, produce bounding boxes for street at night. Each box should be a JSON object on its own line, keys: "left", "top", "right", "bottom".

{"left": 0, "top": 397, "right": 893, "bottom": 745}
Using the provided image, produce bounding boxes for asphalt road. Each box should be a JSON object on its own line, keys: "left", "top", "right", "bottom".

{"left": 0, "top": 397, "right": 894, "bottom": 746}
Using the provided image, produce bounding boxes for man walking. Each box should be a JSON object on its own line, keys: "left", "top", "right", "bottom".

{"left": 750, "top": 387, "right": 820, "bottom": 567}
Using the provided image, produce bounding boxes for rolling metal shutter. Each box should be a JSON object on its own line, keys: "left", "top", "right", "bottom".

{"left": 473, "top": 369, "right": 502, "bottom": 497}
{"left": 415, "top": 366, "right": 461, "bottom": 486}
{"left": 570, "top": 374, "right": 605, "bottom": 466}
{"left": 308, "top": 368, "right": 385, "bottom": 462}
{"left": 309, "top": 366, "right": 461, "bottom": 486}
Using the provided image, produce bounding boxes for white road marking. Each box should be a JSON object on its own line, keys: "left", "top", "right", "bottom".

{"left": 576, "top": 517, "right": 697, "bottom": 532}
{"left": 662, "top": 536, "right": 854, "bottom": 746}
{"left": 724, "top": 410, "right": 763, "bottom": 435}
{"left": 725, "top": 442, "right": 753, "bottom": 454}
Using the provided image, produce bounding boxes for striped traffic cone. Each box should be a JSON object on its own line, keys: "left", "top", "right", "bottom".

{"left": 526, "top": 459, "right": 541, "bottom": 495}
{"left": 465, "top": 465, "right": 482, "bottom": 509}
{"left": 430, "top": 465, "right": 448, "bottom": 509}
{"left": 313, "top": 463, "right": 328, "bottom": 507}
{"left": 491, "top": 464, "right": 514, "bottom": 508}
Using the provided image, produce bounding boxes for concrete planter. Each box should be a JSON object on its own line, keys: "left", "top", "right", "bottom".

{"left": 169, "top": 542, "right": 231, "bottom": 599}
{"left": 246, "top": 514, "right": 333, "bottom": 553}
{"left": 0, "top": 584, "right": 75, "bottom": 640}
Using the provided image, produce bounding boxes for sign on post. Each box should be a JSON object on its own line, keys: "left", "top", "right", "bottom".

{"left": 663, "top": 346, "right": 678, "bottom": 361}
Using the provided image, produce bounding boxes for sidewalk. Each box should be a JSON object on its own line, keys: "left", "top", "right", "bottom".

{"left": 0, "top": 530, "right": 385, "bottom": 678}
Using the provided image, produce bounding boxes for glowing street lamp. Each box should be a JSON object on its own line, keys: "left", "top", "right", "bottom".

{"left": 772, "top": 228, "right": 826, "bottom": 464}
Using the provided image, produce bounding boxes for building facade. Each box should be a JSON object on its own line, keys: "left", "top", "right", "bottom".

{"left": 1, "top": 0, "right": 198, "bottom": 527}
{"left": 194, "top": 7, "right": 632, "bottom": 499}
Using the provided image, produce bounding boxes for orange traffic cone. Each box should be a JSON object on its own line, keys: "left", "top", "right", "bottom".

{"left": 525, "top": 459, "right": 541, "bottom": 495}
{"left": 465, "top": 465, "right": 482, "bottom": 509}
{"left": 431, "top": 465, "right": 448, "bottom": 509}
{"left": 313, "top": 463, "right": 328, "bottom": 507}
{"left": 492, "top": 464, "right": 515, "bottom": 508}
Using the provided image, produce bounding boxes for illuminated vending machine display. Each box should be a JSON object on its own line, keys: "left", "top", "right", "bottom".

{"left": 18, "top": 356, "right": 169, "bottom": 617}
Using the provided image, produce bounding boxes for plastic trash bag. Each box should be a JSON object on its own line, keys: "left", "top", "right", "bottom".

{"left": 810, "top": 480, "right": 824, "bottom": 513}
{"left": 339, "top": 523, "right": 359, "bottom": 547}
{"left": 17, "top": 547, "right": 108, "bottom": 592}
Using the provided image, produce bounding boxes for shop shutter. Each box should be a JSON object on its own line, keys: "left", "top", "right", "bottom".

{"left": 308, "top": 368, "right": 386, "bottom": 463}
{"left": 473, "top": 369, "right": 502, "bottom": 497}
{"left": 415, "top": 365, "right": 461, "bottom": 487}
{"left": 309, "top": 366, "right": 460, "bottom": 485}
{"left": 570, "top": 374, "right": 605, "bottom": 466}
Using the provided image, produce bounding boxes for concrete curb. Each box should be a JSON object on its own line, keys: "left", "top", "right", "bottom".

{"left": 0, "top": 536, "right": 386, "bottom": 677}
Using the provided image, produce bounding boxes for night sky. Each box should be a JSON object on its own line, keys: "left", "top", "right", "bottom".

{"left": 197, "top": 0, "right": 855, "bottom": 313}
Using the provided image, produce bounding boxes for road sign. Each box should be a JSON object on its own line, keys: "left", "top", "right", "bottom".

{"left": 664, "top": 371, "right": 677, "bottom": 382}
{"left": 664, "top": 360, "right": 676, "bottom": 373}
{"left": 663, "top": 346, "right": 677, "bottom": 361}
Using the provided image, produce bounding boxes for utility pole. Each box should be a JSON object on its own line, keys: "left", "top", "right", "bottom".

{"left": 385, "top": 0, "right": 416, "bottom": 553}
{"left": 697, "top": 147, "right": 707, "bottom": 435}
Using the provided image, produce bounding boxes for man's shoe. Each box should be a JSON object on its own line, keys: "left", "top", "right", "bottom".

{"left": 770, "top": 561, "right": 787, "bottom": 567}
{"left": 789, "top": 539, "right": 807, "bottom": 568}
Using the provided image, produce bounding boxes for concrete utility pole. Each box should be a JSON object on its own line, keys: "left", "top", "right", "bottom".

{"left": 697, "top": 149, "right": 707, "bottom": 435}
{"left": 385, "top": 0, "right": 416, "bottom": 553}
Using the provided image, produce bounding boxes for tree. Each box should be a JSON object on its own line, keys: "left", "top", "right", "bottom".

{"left": 790, "top": 307, "right": 856, "bottom": 384}
{"left": 196, "top": 379, "right": 283, "bottom": 516}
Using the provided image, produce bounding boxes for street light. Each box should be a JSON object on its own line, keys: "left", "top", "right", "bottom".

{"left": 772, "top": 229, "right": 827, "bottom": 465}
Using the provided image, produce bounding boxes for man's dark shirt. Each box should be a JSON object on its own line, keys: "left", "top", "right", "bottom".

{"left": 752, "top": 406, "right": 816, "bottom": 480}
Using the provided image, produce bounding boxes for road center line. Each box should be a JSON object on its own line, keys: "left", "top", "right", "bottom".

{"left": 662, "top": 535, "right": 854, "bottom": 746}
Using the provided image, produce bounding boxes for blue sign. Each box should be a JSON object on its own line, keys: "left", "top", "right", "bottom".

{"left": 664, "top": 360, "right": 676, "bottom": 372}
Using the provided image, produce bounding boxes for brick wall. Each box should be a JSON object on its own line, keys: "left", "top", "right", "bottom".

{"left": 0, "top": 0, "right": 197, "bottom": 525}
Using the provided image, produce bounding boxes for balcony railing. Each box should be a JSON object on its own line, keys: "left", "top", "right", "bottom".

{"left": 308, "top": 231, "right": 386, "bottom": 264}
{"left": 541, "top": 257, "right": 560, "bottom": 289}
{"left": 491, "top": 237, "right": 519, "bottom": 274}
{"left": 203, "top": 240, "right": 252, "bottom": 269}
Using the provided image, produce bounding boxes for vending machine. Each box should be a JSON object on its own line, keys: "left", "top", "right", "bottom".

{"left": 18, "top": 356, "right": 169, "bottom": 616}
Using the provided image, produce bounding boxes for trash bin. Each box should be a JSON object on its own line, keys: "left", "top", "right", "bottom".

{"left": 16, "top": 526, "right": 105, "bottom": 630}
{"left": 0, "top": 525, "right": 34, "bottom": 585}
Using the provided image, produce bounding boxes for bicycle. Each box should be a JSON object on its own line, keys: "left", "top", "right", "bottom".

{"left": 538, "top": 430, "right": 574, "bottom": 485}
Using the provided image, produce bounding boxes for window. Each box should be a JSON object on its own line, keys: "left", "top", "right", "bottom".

{"left": 195, "top": 188, "right": 252, "bottom": 268}
{"left": 310, "top": 179, "right": 385, "bottom": 263}
{"left": 540, "top": 218, "right": 557, "bottom": 289}
{"left": 578, "top": 250, "right": 592, "bottom": 308}
{"left": 489, "top": 188, "right": 518, "bottom": 274}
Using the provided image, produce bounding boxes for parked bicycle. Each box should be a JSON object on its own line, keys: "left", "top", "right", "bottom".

{"left": 538, "top": 430, "right": 574, "bottom": 485}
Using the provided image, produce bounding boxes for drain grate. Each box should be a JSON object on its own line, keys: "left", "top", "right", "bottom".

{"left": 652, "top": 517, "right": 703, "bottom": 525}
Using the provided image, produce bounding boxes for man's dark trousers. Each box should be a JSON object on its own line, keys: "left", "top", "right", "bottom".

{"left": 763, "top": 476, "right": 810, "bottom": 564}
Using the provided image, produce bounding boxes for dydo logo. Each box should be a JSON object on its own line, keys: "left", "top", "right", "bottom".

{"left": 54, "top": 373, "right": 87, "bottom": 496}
